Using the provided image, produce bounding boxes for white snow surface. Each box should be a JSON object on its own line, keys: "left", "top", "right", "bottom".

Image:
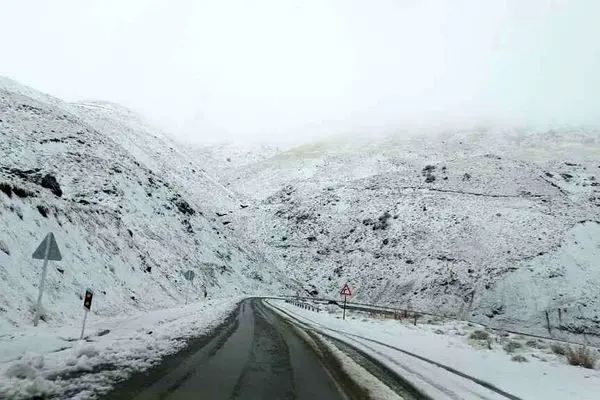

{"left": 0, "top": 77, "right": 292, "bottom": 330}
{"left": 2, "top": 75, "right": 600, "bottom": 396}
{"left": 218, "top": 128, "right": 600, "bottom": 341}
{"left": 0, "top": 298, "right": 241, "bottom": 399}
{"left": 320, "top": 336, "right": 403, "bottom": 400}
{"left": 0, "top": 77, "right": 296, "bottom": 396}
{"left": 269, "top": 300, "right": 600, "bottom": 400}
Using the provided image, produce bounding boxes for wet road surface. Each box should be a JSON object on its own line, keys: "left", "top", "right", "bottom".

{"left": 122, "top": 299, "right": 344, "bottom": 400}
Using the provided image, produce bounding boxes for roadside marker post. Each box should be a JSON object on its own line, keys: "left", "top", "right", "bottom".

{"left": 80, "top": 289, "right": 93, "bottom": 340}
{"left": 32, "top": 233, "right": 62, "bottom": 327}
{"left": 340, "top": 283, "right": 352, "bottom": 320}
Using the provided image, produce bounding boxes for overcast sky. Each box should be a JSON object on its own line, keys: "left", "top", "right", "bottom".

{"left": 1, "top": 0, "right": 598, "bottom": 143}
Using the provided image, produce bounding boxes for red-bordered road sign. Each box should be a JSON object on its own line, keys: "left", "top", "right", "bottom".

{"left": 340, "top": 284, "right": 352, "bottom": 296}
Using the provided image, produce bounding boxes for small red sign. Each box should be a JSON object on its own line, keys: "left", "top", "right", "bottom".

{"left": 340, "top": 284, "right": 352, "bottom": 296}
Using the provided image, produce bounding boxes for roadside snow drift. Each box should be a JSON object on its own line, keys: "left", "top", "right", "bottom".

{"left": 270, "top": 300, "right": 600, "bottom": 400}
{"left": 0, "top": 298, "right": 240, "bottom": 399}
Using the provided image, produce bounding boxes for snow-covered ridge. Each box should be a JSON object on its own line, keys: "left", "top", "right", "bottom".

{"left": 2, "top": 74, "right": 598, "bottom": 345}
{"left": 219, "top": 127, "right": 600, "bottom": 342}
{"left": 69, "top": 100, "right": 245, "bottom": 210}
{"left": 0, "top": 78, "right": 292, "bottom": 331}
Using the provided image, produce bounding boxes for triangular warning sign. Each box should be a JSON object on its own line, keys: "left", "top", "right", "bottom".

{"left": 32, "top": 233, "right": 62, "bottom": 261}
{"left": 340, "top": 284, "right": 352, "bottom": 296}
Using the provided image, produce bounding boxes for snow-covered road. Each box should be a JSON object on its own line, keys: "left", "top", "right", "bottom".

{"left": 108, "top": 299, "right": 348, "bottom": 400}
{"left": 267, "top": 299, "right": 600, "bottom": 400}
{"left": 2, "top": 295, "right": 598, "bottom": 399}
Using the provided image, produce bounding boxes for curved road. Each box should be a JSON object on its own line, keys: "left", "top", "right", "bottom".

{"left": 108, "top": 299, "right": 346, "bottom": 400}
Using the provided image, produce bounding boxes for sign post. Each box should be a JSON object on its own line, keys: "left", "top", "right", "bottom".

{"left": 80, "top": 289, "right": 93, "bottom": 340}
{"left": 32, "top": 233, "right": 62, "bottom": 326}
{"left": 183, "top": 270, "right": 195, "bottom": 304}
{"left": 340, "top": 283, "right": 352, "bottom": 320}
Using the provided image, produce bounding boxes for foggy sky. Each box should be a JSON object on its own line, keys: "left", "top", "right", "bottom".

{"left": 1, "top": 0, "right": 598, "bottom": 143}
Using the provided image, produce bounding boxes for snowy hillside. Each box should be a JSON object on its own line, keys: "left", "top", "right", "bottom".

{"left": 69, "top": 101, "right": 245, "bottom": 212}
{"left": 0, "top": 77, "right": 292, "bottom": 331}
{"left": 193, "top": 142, "right": 285, "bottom": 170}
{"left": 219, "top": 129, "right": 600, "bottom": 342}
{"left": 2, "top": 74, "right": 597, "bottom": 346}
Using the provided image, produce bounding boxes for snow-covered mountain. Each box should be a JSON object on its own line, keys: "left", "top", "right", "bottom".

{"left": 0, "top": 77, "right": 293, "bottom": 331}
{"left": 220, "top": 129, "right": 600, "bottom": 342}
{"left": 2, "top": 75, "right": 598, "bottom": 345}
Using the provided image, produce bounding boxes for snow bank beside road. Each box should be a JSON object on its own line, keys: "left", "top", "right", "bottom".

{"left": 0, "top": 298, "right": 241, "bottom": 399}
{"left": 270, "top": 300, "right": 600, "bottom": 400}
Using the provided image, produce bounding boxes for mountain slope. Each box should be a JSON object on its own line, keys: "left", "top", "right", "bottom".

{"left": 221, "top": 129, "right": 600, "bottom": 341}
{"left": 0, "top": 78, "right": 291, "bottom": 330}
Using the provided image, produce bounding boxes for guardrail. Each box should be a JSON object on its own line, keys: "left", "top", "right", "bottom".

{"left": 279, "top": 295, "right": 600, "bottom": 348}
{"left": 284, "top": 299, "right": 321, "bottom": 312}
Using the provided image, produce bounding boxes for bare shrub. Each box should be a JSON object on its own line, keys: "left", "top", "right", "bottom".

{"left": 526, "top": 339, "right": 547, "bottom": 349}
{"left": 551, "top": 344, "right": 566, "bottom": 356}
{"left": 469, "top": 330, "right": 490, "bottom": 341}
{"left": 512, "top": 355, "right": 528, "bottom": 363}
{"left": 566, "top": 346, "right": 598, "bottom": 369}
{"left": 504, "top": 341, "right": 523, "bottom": 354}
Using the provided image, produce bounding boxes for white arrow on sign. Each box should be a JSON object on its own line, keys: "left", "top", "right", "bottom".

{"left": 33, "top": 233, "right": 62, "bottom": 326}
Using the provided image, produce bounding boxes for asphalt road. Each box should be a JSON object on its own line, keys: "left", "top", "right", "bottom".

{"left": 109, "top": 299, "right": 345, "bottom": 400}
